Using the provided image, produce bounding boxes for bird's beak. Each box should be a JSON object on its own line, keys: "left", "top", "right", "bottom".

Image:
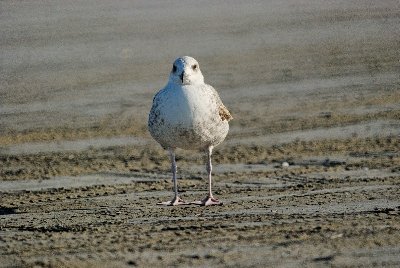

{"left": 180, "top": 71, "right": 185, "bottom": 83}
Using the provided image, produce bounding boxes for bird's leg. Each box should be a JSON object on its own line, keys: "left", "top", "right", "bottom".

{"left": 157, "top": 149, "right": 187, "bottom": 206}
{"left": 192, "top": 146, "right": 222, "bottom": 206}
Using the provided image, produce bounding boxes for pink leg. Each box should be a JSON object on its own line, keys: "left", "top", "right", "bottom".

{"left": 157, "top": 149, "right": 187, "bottom": 206}
{"left": 192, "top": 146, "right": 222, "bottom": 206}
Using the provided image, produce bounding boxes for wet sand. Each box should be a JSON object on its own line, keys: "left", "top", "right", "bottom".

{"left": 1, "top": 0, "right": 400, "bottom": 267}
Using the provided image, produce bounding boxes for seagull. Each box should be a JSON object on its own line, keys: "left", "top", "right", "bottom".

{"left": 148, "top": 56, "right": 233, "bottom": 206}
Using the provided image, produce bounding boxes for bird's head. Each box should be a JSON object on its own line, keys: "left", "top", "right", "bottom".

{"left": 169, "top": 56, "right": 204, "bottom": 86}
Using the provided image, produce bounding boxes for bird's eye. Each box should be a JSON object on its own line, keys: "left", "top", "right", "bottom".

{"left": 172, "top": 65, "right": 177, "bottom": 73}
{"left": 192, "top": 64, "right": 197, "bottom": 71}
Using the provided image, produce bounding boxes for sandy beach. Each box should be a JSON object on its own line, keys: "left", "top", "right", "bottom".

{"left": 1, "top": 0, "right": 399, "bottom": 267}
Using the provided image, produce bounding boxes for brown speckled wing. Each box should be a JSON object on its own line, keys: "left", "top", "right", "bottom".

{"left": 219, "top": 105, "right": 233, "bottom": 121}
{"left": 206, "top": 85, "right": 233, "bottom": 122}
